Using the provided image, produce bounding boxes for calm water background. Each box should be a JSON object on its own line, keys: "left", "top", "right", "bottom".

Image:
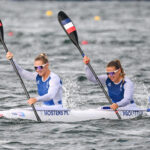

{"left": 0, "top": 0, "right": 150, "bottom": 149}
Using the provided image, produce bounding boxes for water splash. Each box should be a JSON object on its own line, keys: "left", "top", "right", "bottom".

{"left": 62, "top": 78, "right": 81, "bottom": 109}
{"left": 134, "top": 78, "right": 149, "bottom": 107}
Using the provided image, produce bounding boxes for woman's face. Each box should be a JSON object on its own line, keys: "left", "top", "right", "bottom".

{"left": 34, "top": 60, "right": 48, "bottom": 76}
{"left": 106, "top": 66, "right": 121, "bottom": 83}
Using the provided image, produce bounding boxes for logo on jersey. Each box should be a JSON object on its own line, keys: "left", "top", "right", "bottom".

{"left": 108, "top": 83, "right": 111, "bottom": 87}
{"left": 120, "top": 86, "right": 123, "bottom": 91}
{"left": 46, "top": 82, "right": 49, "bottom": 89}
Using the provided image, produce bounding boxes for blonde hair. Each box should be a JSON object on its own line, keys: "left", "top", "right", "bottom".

{"left": 107, "top": 59, "right": 125, "bottom": 79}
{"left": 34, "top": 53, "right": 49, "bottom": 64}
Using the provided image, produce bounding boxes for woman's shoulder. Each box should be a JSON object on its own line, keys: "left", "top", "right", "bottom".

{"left": 124, "top": 77, "right": 133, "bottom": 85}
{"left": 50, "top": 72, "right": 61, "bottom": 80}
{"left": 124, "top": 77, "right": 132, "bottom": 81}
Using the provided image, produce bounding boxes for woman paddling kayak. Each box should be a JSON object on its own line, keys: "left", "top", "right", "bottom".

{"left": 83, "top": 56, "right": 137, "bottom": 111}
{"left": 6, "top": 52, "right": 63, "bottom": 108}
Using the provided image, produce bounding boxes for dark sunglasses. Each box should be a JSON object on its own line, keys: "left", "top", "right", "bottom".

{"left": 34, "top": 64, "right": 47, "bottom": 71}
{"left": 106, "top": 69, "right": 119, "bottom": 76}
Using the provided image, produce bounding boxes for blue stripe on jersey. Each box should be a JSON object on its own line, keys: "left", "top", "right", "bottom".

{"left": 60, "top": 80, "right": 62, "bottom": 85}
{"left": 44, "top": 99, "right": 54, "bottom": 105}
{"left": 106, "top": 78, "right": 125, "bottom": 103}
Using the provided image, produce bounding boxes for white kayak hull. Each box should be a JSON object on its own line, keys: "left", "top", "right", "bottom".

{"left": 0, "top": 106, "right": 143, "bottom": 122}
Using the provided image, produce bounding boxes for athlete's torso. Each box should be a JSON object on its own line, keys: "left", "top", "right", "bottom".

{"left": 106, "top": 78, "right": 125, "bottom": 103}
{"left": 36, "top": 72, "right": 62, "bottom": 106}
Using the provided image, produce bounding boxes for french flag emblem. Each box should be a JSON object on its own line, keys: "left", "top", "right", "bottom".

{"left": 61, "top": 18, "right": 76, "bottom": 34}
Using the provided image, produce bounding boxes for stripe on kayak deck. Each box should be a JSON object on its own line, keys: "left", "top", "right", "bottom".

{"left": 0, "top": 114, "right": 3, "bottom": 117}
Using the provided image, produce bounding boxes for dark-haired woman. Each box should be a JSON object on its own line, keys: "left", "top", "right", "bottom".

{"left": 83, "top": 56, "right": 137, "bottom": 111}
{"left": 6, "top": 52, "right": 63, "bottom": 108}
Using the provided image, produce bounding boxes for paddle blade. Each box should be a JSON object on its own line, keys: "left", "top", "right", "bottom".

{"left": 58, "top": 11, "right": 79, "bottom": 46}
{"left": 0, "top": 20, "right": 4, "bottom": 41}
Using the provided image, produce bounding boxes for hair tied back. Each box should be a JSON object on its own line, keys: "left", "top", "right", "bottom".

{"left": 35, "top": 53, "right": 49, "bottom": 64}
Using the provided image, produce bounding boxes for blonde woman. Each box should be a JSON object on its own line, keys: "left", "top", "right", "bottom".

{"left": 6, "top": 52, "right": 63, "bottom": 107}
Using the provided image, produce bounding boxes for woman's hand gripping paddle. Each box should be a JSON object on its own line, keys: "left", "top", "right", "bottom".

{"left": 0, "top": 20, "right": 41, "bottom": 122}
{"left": 58, "top": 11, "right": 121, "bottom": 120}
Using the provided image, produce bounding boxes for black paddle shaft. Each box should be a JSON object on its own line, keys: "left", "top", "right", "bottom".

{"left": 77, "top": 45, "right": 112, "bottom": 103}
{"left": 58, "top": 11, "right": 121, "bottom": 120}
{"left": 0, "top": 20, "right": 41, "bottom": 122}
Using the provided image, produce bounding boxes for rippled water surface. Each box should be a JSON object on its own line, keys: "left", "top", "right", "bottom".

{"left": 0, "top": 0, "right": 150, "bottom": 149}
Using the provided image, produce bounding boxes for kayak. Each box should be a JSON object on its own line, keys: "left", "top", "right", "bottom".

{"left": 0, "top": 106, "right": 145, "bottom": 122}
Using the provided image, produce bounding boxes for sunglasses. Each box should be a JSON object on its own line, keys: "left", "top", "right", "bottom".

{"left": 34, "top": 64, "right": 47, "bottom": 71}
{"left": 106, "top": 69, "right": 119, "bottom": 76}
